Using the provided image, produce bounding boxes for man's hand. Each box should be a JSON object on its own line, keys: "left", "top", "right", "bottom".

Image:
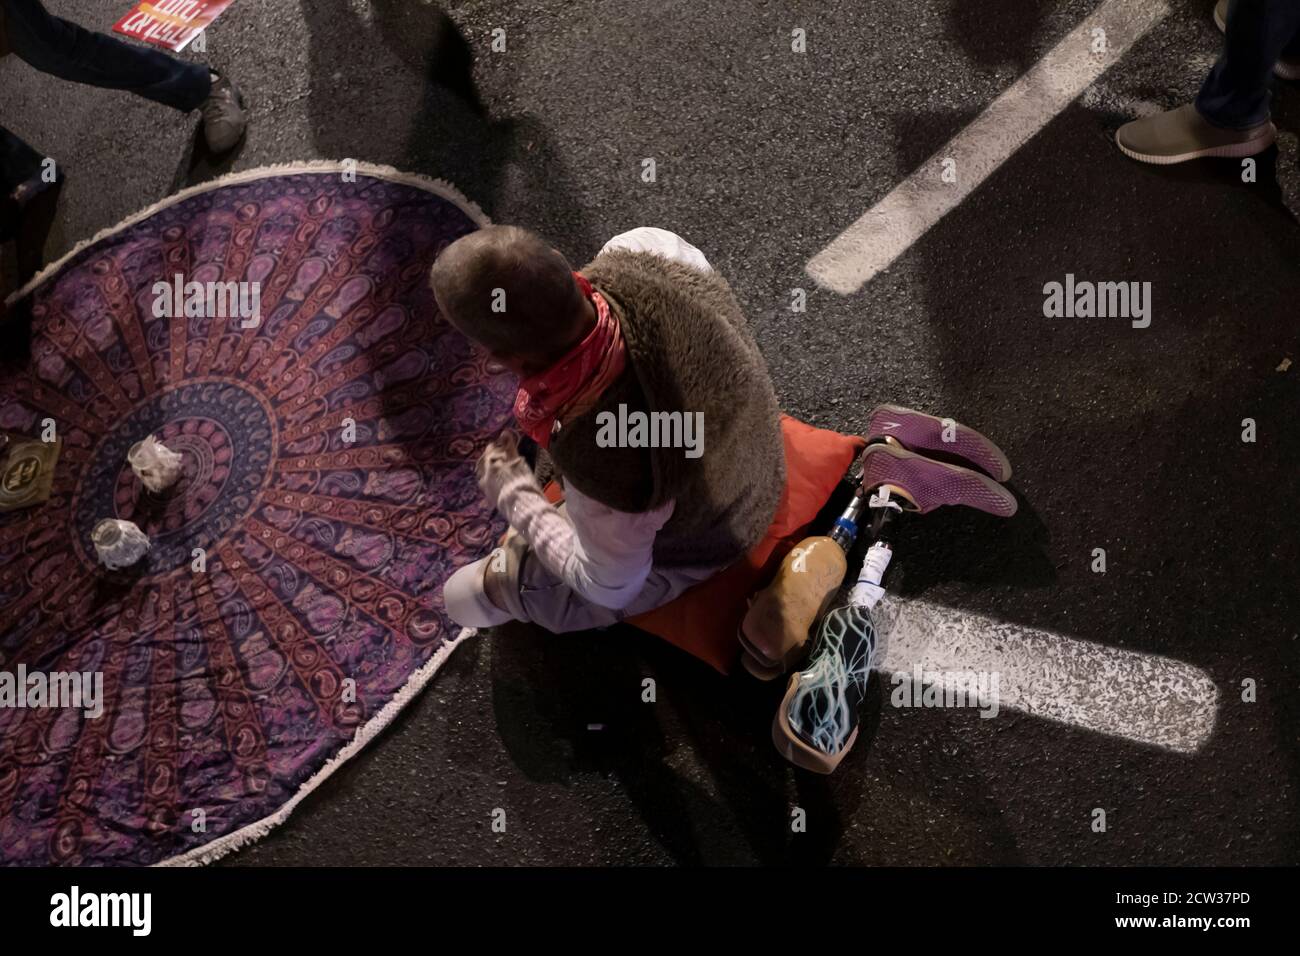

{"left": 475, "top": 429, "right": 533, "bottom": 507}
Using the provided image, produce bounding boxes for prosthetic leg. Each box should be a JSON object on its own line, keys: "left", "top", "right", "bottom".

{"left": 764, "top": 407, "right": 1019, "bottom": 773}
{"left": 739, "top": 405, "right": 1016, "bottom": 680}
{"left": 774, "top": 491, "right": 901, "bottom": 773}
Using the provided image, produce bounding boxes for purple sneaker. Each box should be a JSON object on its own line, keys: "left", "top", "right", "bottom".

{"left": 860, "top": 442, "right": 1017, "bottom": 518}
{"left": 865, "top": 404, "right": 1012, "bottom": 482}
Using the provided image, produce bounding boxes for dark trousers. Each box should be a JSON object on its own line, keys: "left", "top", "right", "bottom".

{"left": 1, "top": 0, "right": 211, "bottom": 194}
{"left": 1196, "top": 0, "right": 1300, "bottom": 129}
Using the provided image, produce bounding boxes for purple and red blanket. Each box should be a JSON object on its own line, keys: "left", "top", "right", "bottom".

{"left": 0, "top": 165, "right": 512, "bottom": 865}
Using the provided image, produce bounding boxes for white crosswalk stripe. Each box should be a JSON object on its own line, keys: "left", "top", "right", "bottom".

{"left": 875, "top": 597, "right": 1218, "bottom": 754}
{"left": 807, "top": 0, "right": 1172, "bottom": 295}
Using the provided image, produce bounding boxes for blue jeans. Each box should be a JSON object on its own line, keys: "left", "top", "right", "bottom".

{"left": 1196, "top": 0, "right": 1300, "bottom": 129}
{"left": 1, "top": 0, "right": 211, "bottom": 194}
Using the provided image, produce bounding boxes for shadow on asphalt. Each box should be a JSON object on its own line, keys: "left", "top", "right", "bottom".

{"left": 299, "top": 0, "right": 599, "bottom": 261}
{"left": 947, "top": 0, "right": 1060, "bottom": 76}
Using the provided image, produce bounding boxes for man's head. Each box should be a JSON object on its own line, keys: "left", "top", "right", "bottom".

{"left": 430, "top": 225, "right": 593, "bottom": 376}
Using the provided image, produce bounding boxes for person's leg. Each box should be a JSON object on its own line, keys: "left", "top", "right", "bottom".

{"left": 513, "top": 558, "right": 720, "bottom": 634}
{"left": 0, "top": 124, "right": 46, "bottom": 225}
{"left": 1196, "top": 0, "right": 1300, "bottom": 129}
{"left": 1115, "top": 0, "right": 1293, "bottom": 164}
{"left": 443, "top": 532, "right": 722, "bottom": 633}
{"left": 1, "top": 120, "right": 60, "bottom": 287}
{"left": 1282, "top": 13, "right": 1300, "bottom": 62}
{"left": 2, "top": 0, "right": 210, "bottom": 112}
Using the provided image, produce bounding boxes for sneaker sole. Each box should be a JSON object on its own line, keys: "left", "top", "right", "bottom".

{"left": 866, "top": 404, "right": 1012, "bottom": 482}
{"left": 1276, "top": 61, "right": 1300, "bottom": 81}
{"left": 1115, "top": 122, "right": 1276, "bottom": 165}
{"left": 861, "top": 442, "right": 1018, "bottom": 518}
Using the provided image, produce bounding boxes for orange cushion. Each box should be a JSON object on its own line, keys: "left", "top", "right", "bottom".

{"left": 537, "top": 416, "right": 862, "bottom": 672}
{"left": 625, "top": 416, "right": 862, "bottom": 673}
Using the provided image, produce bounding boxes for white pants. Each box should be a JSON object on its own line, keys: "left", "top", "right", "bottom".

{"left": 443, "top": 534, "right": 725, "bottom": 633}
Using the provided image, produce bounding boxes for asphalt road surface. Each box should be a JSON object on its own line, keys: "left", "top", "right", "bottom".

{"left": 1, "top": 0, "right": 1296, "bottom": 865}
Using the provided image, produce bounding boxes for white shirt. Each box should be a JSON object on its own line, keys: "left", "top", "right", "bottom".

{"left": 599, "top": 226, "right": 713, "bottom": 273}
{"left": 498, "top": 227, "right": 712, "bottom": 609}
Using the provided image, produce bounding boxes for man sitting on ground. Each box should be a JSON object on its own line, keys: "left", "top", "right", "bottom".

{"left": 435, "top": 225, "right": 785, "bottom": 632}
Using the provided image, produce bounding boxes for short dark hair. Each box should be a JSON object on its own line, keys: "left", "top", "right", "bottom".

{"left": 430, "top": 225, "right": 587, "bottom": 361}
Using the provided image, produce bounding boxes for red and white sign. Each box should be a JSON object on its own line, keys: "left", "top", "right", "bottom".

{"left": 112, "top": 1, "right": 236, "bottom": 53}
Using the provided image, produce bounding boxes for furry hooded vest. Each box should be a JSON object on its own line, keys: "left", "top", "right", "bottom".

{"left": 546, "top": 249, "right": 785, "bottom": 568}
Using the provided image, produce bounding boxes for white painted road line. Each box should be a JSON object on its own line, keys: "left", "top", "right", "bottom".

{"left": 806, "top": 0, "right": 1171, "bottom": 295}
{"left": 874, "top": 597, "right": 1218, "bottom": 754}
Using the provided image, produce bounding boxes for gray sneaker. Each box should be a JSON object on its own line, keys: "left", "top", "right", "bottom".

{"left": 1116, "top": 104, "right": 1275, "bottom": 165}
{"left": 200, "top": 73, "right": 248, "bottom": 153}
{"left": 1215, "top": 0, "right": 1300, "bottom": 80}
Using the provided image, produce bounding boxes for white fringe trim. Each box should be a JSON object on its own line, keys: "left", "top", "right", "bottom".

{"left": 7, "top": 159, "right": 493, "bottom": 866}
{"left": 157, "top": 626, "right": 480, "bottom": 867}
{"left": 5, "top": 159, "right": 492, "bottom": 307}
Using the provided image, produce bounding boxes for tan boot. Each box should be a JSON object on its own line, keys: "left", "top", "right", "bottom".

{"left": 1116, "top": 104, "right": 1275, "bottom": 165}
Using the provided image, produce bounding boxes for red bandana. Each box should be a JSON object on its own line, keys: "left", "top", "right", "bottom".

{"left": 513, "top": 273, "right": 627, "bottom": 447}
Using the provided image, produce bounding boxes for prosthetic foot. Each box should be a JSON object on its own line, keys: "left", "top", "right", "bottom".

{"left": 772, "top": 445, "right": 1018, "bottom": 772}
{"left": 742, "top": 421, "right": 1017, "bottom": 682}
